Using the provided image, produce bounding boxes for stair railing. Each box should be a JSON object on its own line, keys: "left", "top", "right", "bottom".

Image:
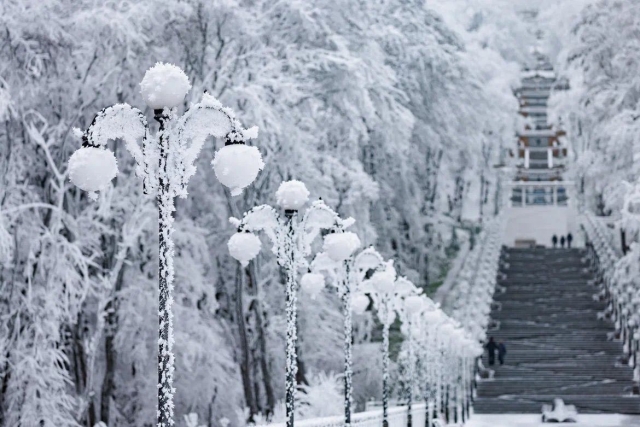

{"left": 443, "top": 214, "right": 506, "bottom": 404}
{"left": 581, "top": 213, "right": 640, "bottom": 393}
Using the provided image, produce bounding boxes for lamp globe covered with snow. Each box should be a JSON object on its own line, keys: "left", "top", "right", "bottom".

{"left": 227, "top": 180, "right": 349, "bottom": 427}
{"left": 68, "top": 62, "right": 263, "bottom": 427}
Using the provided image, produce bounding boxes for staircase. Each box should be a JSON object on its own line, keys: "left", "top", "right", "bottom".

{"left": 474, "top": 248, "right": 640, "bottom": 414}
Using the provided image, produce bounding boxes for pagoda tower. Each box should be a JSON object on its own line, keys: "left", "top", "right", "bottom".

{"left": 511, "top": 48, "right": 570, "bottom": 206}
{"left": 503, "top": 47, "right": 577, "bottom": 247}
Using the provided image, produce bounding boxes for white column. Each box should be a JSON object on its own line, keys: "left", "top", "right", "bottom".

{"left": 553, "top": 185, "right": 558, "bottom": 205}
{"left": 547, "top": 148, "right": 553, "bottom": 168}
{"left": 524, "top": 149, "right": 530, "bottom": 169}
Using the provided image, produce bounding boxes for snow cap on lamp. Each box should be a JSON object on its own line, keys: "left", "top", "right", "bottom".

{"left": 140, "top": 62, "right": 191, "bottom": 109}
{"left": 276, "top": 180, "right": 310, "bottom": 211}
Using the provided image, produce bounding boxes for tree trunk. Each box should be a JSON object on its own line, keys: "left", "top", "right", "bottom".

{"left": 236, "top": 264, "right": 258, "bottom": 420}
{"left": 248, "top": 263, "right": 275, "bottom": 416}
{"left": 100, "top": 263, "right": 126, "bottom": 424}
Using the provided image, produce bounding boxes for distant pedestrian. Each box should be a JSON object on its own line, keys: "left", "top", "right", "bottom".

{"left": 552, "top": 234, "right": 558, "bottom": 248}
{"left": 485, "top": 337, "right": 498, "bottom": 366}
{"left": 498, "top": 342, "right": 507, "bottom": 365}
{"left": 567, "top": 233, "right": 573, "bottom": 248}
{"left": 560, "top": 236, "right": 566, "bottom": 248}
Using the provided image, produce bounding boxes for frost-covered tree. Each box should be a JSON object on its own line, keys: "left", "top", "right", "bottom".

{"left": 0, "top": 0, "right": 531, "bottom": 425}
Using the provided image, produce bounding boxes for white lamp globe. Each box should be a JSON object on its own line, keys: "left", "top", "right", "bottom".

{"left": 275, "top": 180, "right": 310, "bottom": 211}
{"left": 404, "top": 295, "right": 424, "bottom": 316}
{"left": 228, "top": 232, "right": 261, "bottom": 267}
{"left": 300, "top": 273, "right": 325, "bottom": 299}
{"left": 371, "top": 268, "right": 396, "bottom": 294}
{"left": 68, "top": 147, "right": 118, "bottom": 193}
{"left": 440, "top": 323, "right": 456, "bottom": 337}
{"left": 212, "top": 144, "right": 264, "bottom": 196}
{"left": 323, "top": 232, "right": 361, "bottom": 262}
{"left": 423, "top": 309, "right": 443, "bottom": 325}
{"left": 395, "top": 278, "right": 417, "bottom": 296}
{"left": 140, "top": 62, "right": 191, "bottom": 109}
{"left": 351, "top": 293, "right": 370, "bottom": 315}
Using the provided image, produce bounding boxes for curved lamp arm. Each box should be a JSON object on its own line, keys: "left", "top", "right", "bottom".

{"left": 300, "top": 200, "right": 341, "bottom": 256}
{"left": 233, "top": 204, "right": 281, "bottom": 251}
{"left": 83, "top": 103, "right": 154, "bottom": 192}
{"left": 309, "top": 252, "right": 340, "bottom": 285}
{"left": 176, "top": 93, "right": 258, "bottom": 197}
{"left": 353, "top": 247, "right": 385, "bottom": 285}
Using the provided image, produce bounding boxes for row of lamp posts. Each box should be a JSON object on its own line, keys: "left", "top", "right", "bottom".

{"left": 67, "top": 62, "right": 490, "bottom": 427}
{"left": 229, "top": 181, "right": 485, "bottom": 427}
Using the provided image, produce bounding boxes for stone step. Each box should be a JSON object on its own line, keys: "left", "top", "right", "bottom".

{"left": 474, "top": 395, "right": 640, "bottom": 414}
{"left": 479, "top": 380, "right": 635, "bottom": 397}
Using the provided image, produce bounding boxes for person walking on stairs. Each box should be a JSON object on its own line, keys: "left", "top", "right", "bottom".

{"left": 485, "top": 336, "right": 498, "bottom": 366}
{"left": 560, "top": 235, "right": 566, "bottom": 248}
{"left": 552, "top": 234, "right": 558, "bottom": 248}
{"left": 498, "top": 341, "right": 507, "bottom": 365}
{"left": 567, "top": 232, "right": 573, "bottom": 248}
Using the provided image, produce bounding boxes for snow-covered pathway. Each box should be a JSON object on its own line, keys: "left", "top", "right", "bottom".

{"left": 466, "top": 414, "right": 640, "bottom": 427}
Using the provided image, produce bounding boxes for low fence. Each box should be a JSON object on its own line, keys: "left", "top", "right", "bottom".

{"left": 581, "top": 213, "right": 640, "bottom": 393}
{"left": 261, "top": 404, "right": 428, "bottom": 427}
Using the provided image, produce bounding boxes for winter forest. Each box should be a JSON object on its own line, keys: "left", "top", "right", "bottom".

{"left": 2, "top": 0, "right": 640, "bottom": 426}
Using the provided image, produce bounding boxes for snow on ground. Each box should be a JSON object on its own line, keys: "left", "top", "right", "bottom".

{"left": 466, "top": 414, "right": 640, "bottom": 427}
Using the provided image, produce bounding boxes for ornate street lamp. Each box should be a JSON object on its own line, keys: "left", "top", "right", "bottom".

{"left": 68, "top": 63, "right": 263, "bottom": 427}
{"left": 362, "top": 265, "right": 420, "bottom": 427}
{"left": 304, "top": 247, "right": 387, "bottom": 427}
{"left": 228, "top": 180, "right": 346, "bottom": 427}
{"left": 420, "top": 307, "right": 447, "bottom": 426}
{"left": 396, "top": 282, "right": 424, "bottom": 427}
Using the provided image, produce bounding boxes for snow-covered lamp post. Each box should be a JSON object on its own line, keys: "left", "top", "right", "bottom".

{"left": 396, "top": 283, "right": 424, "bottom": 427}
{"left": 305, "top": 247, "right": 387, "bottom": 427}
{"left": 68, "top": 63, "right": 262, "bottom": 427}
{"left": 420, "top": 307, "right": 448, "bottom": 425}
{"left": 363, "top": 262, "right": 396, "bottom": 427}
{"left": 362, "top": 265, "right": 420, "bottom": 427}
{"left": 228, "top": 180, "right": 346, "bottom": 427}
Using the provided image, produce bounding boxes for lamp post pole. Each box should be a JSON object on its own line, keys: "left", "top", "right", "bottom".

{"left": 155, "top": 108, "right": 175, "bottom": 427}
